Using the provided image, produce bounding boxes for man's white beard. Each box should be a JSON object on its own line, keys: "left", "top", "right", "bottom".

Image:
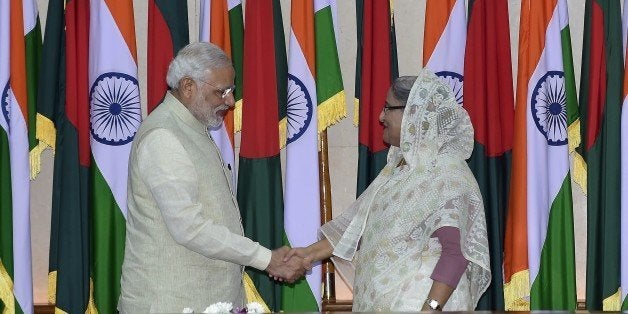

{"left": 207, "top": 113, "right": 222, "bottom": 128}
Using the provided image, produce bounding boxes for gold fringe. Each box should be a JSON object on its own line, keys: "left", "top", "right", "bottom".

{"left": 55, "top": 307, "right": 68, "bottom": 314}
{"left": 85, "top": 277, "right": 97, "bottom": 314}
{"left": 568, "top": 119, "right": 581, "bottom": 154}
{"left": 503, "top": 270, "right": 530, "bottom": 311}
{"left": 279, "top": 118, "right": 287, "bottom": 150}
{"left": 353, "top": 98, "right": 360, "bottom": 126}
{"left": 0, "top": 260, "right": 15, "bottom": 314}
{"left": 568, "top": 119, "right": 587, "bottom": 194}
{"left": 48, "top": 271, "right": 57, "bottom": 305}
{"left": 572, "top": 152, "right": 587, "bottom": 195}
{"left": 317, "top": 91, "right": 347, "bottom": 133}
{"left": 234, "top": 99, "right": 243, "bottom": 133}
{"left": 29, "top": 144, "right": 46, "bottom": 180}
{"left": 36, "top": 113, "right": 56, "bottom": 151}
{"left": 30, "top": 114, "right": 57, "bottom": 180}
{"left": 603, "top": 288, "right": 622, "bottom": 311}
{"left": 243, "top": 273, "right": 271, "bottom": 313}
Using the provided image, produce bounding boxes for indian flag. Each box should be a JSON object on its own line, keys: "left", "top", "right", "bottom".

{"left": 621, "top": 0, "right": 628, "bottom": 309}
{"left": 0, "top": 0, "right": 36, "bottom": 312}
{"left": 504, "top": 0, "right": 577, "bottom": 310}
{"left": 199, "top": 0, "right": 243, "bottom": 187}
{"left": 282, "top": 0, "right": 321, "bottom": 311}
{"left": 423, "top": 0, "right": 465, "bottom": 105}
{"left": 89, "top": 0, "right": 140, "bottom": 312}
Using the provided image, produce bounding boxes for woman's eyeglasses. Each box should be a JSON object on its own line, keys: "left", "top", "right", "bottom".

{"left": 383, "top": 104, "right": 406, "bottom": 113}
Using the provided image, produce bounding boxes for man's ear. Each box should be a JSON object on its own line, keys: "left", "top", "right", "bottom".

{"left": 179, "top": 77, "right": 197, "bottom": 99}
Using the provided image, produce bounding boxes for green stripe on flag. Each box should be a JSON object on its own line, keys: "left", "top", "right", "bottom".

{"left": 357, "top": 145, "right": 388, "bottom": 194}
{"left": 229, "top": 4, "right": 244, "bottom": 103}
{"left": 281, "top": 234, "right": 318, "bottom": 311}
{"left": 315, "top": 5, "right": 345, "bottom": 132}
{"left": 530, "top": 176, "right": 576, "bottom": 310}
{"left": 91, "top": 164, "right": 126, "bottom": 314}
{"left": 238, "top": 156, "right": 284, "bottom": 311}
{"left": 0, "top": 129, "right": 14, "bottom": 312}
{"left": 467, "top": 142, "right": 510, "bottom": 310}
{"left": 25, "top": 20, "right": 41, "bottom": 152}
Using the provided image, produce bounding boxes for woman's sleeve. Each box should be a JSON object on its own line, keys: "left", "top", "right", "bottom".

{"left": 430, "top": 226, "right": 469, "bottom": 288}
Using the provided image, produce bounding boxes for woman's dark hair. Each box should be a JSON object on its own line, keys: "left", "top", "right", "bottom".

{"left": 391, "top": 76, "right": 418, "bottom": 104}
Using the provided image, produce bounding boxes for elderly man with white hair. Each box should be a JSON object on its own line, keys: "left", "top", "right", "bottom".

{"left": 118, "top": 42, "right": 306, "bottom": 313}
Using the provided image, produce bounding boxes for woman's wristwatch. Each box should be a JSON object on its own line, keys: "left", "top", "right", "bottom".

{"left": 425, "top": 298, "right": 442, "bottom": 311}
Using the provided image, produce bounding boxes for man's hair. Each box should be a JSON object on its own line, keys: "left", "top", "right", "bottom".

{"left": 166, "top": 42, "right": 232, "bottom": 89}
{"left": 391, "top": 76, "right": 418, "bottom": 104}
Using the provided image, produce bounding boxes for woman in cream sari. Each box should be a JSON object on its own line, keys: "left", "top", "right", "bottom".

{"left": 286, "top": 70, "right": 491, "bottom": 311}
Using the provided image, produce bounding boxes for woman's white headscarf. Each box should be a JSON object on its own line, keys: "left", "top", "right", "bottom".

{"left": 321, "top": 69, "right": 491, "bottom": 308}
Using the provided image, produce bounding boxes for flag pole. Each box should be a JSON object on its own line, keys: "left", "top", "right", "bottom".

{"left": 318, "top": 130, "right": 336, "bottom": 304}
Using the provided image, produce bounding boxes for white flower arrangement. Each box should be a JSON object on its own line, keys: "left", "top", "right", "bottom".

{"left": 182, "top": 302, "right": 266, "bottom": 313}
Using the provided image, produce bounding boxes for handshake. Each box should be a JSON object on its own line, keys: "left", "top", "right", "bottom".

{"left": 264, "top": 246, "right": 312, "bottom": 283}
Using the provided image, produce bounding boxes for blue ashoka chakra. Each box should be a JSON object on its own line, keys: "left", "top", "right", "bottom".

{"left": 435, "top": 71, "right": 464, "bottom": 105}
{"left": 286, "top": 73, "right": 314, "bottom": 144}
{"left": 90, "top": 72, "right": 141, "bottom": 146}
{"left": 531, "top": 71, "right": 567, "bottom": 146}
{"left": 2, "top": 81, "right": 10, "bottom": 128}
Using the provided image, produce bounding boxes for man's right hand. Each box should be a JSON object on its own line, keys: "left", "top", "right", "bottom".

{"left": 265, "top": 246, "right": 309, "bottom": 283}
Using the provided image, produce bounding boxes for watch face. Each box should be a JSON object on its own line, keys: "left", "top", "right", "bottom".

{"left": 428, "top": 299, "right": 441, "bottom": 310}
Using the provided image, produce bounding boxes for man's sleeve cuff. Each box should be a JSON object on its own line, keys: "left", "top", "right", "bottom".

{"left": 249, "top": 246, "right": 272, "bottom": 271}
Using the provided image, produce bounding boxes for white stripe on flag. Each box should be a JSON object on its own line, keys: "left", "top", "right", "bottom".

{"left": 525, "top": 2, "right": 571, "bottom": 283}
{"left": 285, "top": 28, "right": 322, "bottom": 308}
{"left": 89, "top": 0, "right": 140, "bottom": 217}
{"left": 424, "top": 0, "right": 466, "bottom": 75}
{"left": 199, "top": 0, "right": 210, "bottom": 42}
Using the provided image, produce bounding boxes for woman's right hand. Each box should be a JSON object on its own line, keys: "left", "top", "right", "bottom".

{"left": 284, "top": 247, "right": 314, "bottom": 270}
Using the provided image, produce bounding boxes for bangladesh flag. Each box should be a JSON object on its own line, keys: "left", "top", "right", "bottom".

{"left": 147, "top": 0, "right": 188, "bottom": 113}
{"left": 237, "top": 0, "right": 287, "bottom": 311}
{"left": 464, "top": 0, "right": 514, "bottom": 310}
{"left": 355, "top": 0, "right": 398, "bottom": 196}
{"left": 622, "top": 0, "right": 628, "bottom": 309}
{"left": 580, "top": 0, "right": 623, "bottom": 310}
{"left": 46, "top": 0, "right": 92, "bottom": 312}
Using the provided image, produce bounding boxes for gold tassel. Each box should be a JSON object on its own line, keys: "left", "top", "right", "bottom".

{"left": 503, "top": 270, "right": 530, "bottom": 311}
{"left": 48, "top": 271, "right": 57, "bottom": 305}
{"left": 29, "top": 144, "right": 46, "bottom": 180}
{"left": 85, "top": 277, "right": 97, "bottom": 314}
{"left": 234, "top": 100, "right": 243, "bottom": 133}
{"left": 36, "top": 113, "right": 56, "bottom": 150}
{"left": 603, "top": 289, "right": 622, "bottom": 311}
{"left": 567, "top": 119, "right": 587, "bottom": 194}
{"left": 317, "top": 91, "right": 347, "bottom": 133}
{"left": 279, "top": 118, "right": 287, "bottom": 149}
{"left": 48, "top": 273, "right": 67, "bottom": 314}
{"left": 0, "top": 261, "right": 15, "bottom": 314}
{"left": 567, "top": 119, "right": 581, "bottom": 154}
{"left": 30, "top": 113, "right": 57, "bottom": 179}
{"left": 572, "top": 152, "right": 587, "bottom": 195}
{"left": 243, "top": 273, "right": 271, "bottom": 313}
{"left": 353, "top": 98, "right": 360, "bottom": 126}
{"left": 55, "top": 307, "right": 68, "bottom": 314}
